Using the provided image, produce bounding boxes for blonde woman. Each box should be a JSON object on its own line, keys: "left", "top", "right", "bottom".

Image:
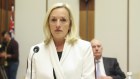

{"left": 25, "top": 3, "right": 95, "bottom": 79}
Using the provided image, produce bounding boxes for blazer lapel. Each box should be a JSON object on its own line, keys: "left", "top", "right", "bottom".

{"left": 48, "top": 40, "right": 65, "bottom": 79}
{"left": 60, "top": 42, "right": 72, "bottom": 64}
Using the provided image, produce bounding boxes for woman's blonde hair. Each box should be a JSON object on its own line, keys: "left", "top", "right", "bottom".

{"left": 43, "top": 3, "right": 79, "bottom": 45}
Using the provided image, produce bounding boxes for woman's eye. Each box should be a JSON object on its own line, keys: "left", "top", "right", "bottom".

{"left": 60, "top": 18, "right": 67, "bottom": 22}
{"left": 51, "top": 19, "right": 57, "bottom": 22}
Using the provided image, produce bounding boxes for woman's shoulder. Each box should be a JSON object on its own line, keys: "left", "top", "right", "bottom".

{"left": 75, "top": 39, "right": 91, "bottom": 48}
{"left": 77, "top": 39, "right": 90, "bottom": 45}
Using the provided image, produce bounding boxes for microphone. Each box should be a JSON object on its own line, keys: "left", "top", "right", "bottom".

{"left": 33, "top": 46, "right": 39, "bottom": 53}
{"left": 31, "top": 46, "right": 39, "bottom": 79}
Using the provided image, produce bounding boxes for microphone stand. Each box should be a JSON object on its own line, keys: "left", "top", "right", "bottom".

{"left": 30, "top": 46, "right": 39, "bottom": 79}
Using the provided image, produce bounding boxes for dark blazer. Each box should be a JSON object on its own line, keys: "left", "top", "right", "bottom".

{"left": 103, "top": 57, "right": 126, "bottom": 79}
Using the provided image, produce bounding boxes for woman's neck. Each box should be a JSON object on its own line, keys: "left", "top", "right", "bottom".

{"left": 54, "top": 39, "right": 65, "bottom": 52}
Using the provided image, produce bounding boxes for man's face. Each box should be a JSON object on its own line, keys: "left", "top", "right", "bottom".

{"left": 3, "top": 33, "right": 10, "bottom": 42}
{"left": 91, "top": 40, "right": 103, "bottom": 60}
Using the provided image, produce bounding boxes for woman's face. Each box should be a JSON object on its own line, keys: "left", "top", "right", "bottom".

{"left": 49, "top": 7, "right": 70, "bottom": 40}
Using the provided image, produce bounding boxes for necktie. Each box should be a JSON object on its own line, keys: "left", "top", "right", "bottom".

{"left": 96, "top": 60, "right": 100, "bottom": 78}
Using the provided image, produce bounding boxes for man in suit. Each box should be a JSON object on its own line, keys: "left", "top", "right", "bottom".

{"left": 91, "top": 39, "right": 126, "bottom": 79}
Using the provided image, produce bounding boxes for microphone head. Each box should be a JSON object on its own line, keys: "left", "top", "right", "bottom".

{"left": 33, "top": 46, "right": 39, "bottom": 53}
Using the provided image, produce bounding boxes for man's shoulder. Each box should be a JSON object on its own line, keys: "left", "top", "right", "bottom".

{"left": 11, "top": 39, "right": 19, "bottom": 45}
{"left": 103, "top": 57, "right": 117, "bottom": 61}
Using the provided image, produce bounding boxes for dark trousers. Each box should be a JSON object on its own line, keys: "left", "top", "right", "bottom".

{"left": 5, "top": 62, "right": 19, "bottom": 79}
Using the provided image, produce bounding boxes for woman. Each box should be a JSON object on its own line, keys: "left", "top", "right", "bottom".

{"left": 25, "top": 3, "right": 95, "bottom": 79}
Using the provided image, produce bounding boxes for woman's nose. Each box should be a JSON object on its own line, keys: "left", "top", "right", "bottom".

{"left": 56, "top": 21, "right": 60, "bottom": 28}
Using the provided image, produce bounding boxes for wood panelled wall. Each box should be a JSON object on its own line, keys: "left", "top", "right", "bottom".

{"left": 80, "top": 0, "right": 94, "bottom": 41}
{"left": 0, "top": 0, "right": 14, "bottom": 41}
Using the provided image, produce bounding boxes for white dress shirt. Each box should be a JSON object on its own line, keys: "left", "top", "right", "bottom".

{"left": 95, "top": 57, "right": 106, "bottom": 77}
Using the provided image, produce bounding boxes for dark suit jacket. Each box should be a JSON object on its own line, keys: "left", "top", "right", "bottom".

{"left": 103, "top": 57, "right": 126, "bottom": 79}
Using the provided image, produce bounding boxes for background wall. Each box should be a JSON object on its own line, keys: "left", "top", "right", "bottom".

{"left": 129, "top": 0, "right": 140, "bottom": 78}
{"left": 15, "top": 0, "right": 46, "bottom": 78}
{"left": 94, "top": 0, "right": 127, "bottom": 74}
{"left": 95, "top": 0, "right": 140, "bottom": 78}
{"left": 15, "top": 0, "right": 140, "bottom": 79}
